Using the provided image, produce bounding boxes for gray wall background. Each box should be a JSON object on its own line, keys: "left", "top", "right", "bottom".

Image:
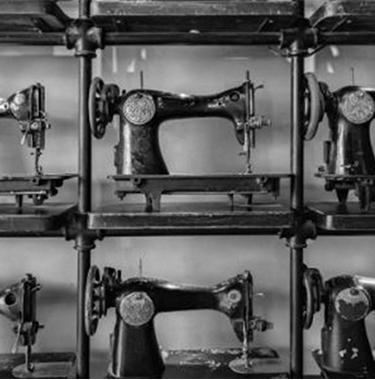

{"left": 0, "top": 3, "right": 374, "bottom": 376}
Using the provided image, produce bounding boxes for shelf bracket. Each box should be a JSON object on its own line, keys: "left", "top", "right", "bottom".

{"left": 280, "top": 213, "right": 317, "bottom": 249}
{"left": 65, "top": 19, "right": 103, "bottom": 57}
{"left": 280, "top": 24, "right": 320, "bottom": 57}
{"left": 63, "top": 212, "right": 103, "bottom": 246}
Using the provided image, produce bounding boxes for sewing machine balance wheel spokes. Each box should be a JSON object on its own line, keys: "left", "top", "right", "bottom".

{"left": 304, "top": 72, "right": 324, "bottom": 141}
{"left": 84, "top": 265, "right": 107, "bottom": 336}
{"left": 302, "top": 266, "right": 324, "bottom": 329}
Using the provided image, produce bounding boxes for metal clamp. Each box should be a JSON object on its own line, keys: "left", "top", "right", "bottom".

{"left": 279, "top": 26, "right": 320, "bottom": 57}
{"left": 280, "top": 216, "right": 317, "bottom": 249}
{"left": 65, "top": 19, "right": 103, "bottom": 57}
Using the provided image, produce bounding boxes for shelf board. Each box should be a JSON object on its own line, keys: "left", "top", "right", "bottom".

{"left": 88, "top": 202, "right": 291, "bottom": 236}
{"left": 308, "top": 202, "right": 375, "bottom": 233}
{"left": 0, "top": 1, "right": 70, "bottom": 32}
{"left": 0, "top": 203, "right": 76, "bottom": 235}
{"left": 310, "top": 0, "right": 375, "bottom": 33}
{"left": 92, "top": 0, "right": 301, "bottom": 45}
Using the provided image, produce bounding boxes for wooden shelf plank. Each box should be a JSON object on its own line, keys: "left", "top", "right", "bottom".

{"left": 308, "top": 202, "right": 375, "bottom": 232}
{"left": 88, "top": 202, "right": 291, "bottom": 235}
{"left": 0, "top": 203, "right": 76, "bottom": 234}
{"left": 92, "top": 0, "right": 300, "bottom": 45}
{"left": 0, "top": 1, "right": 70, "bottom": 32}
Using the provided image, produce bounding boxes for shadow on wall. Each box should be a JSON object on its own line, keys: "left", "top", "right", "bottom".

{"left": 0, "top": 43, "right": 374, "bottom": 377}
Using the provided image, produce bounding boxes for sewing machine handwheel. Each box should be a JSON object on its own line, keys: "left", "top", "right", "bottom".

{"left": 102, "top": 84, "right": 119, "bottom": 117}
{"left": 304, "top": 73, "right": 324, "bottom": 141}
{"left": 303, "top": 266, "right": 323, "bottom": 329}
{"left": 85, "top": 265, "right": 106, "bottom": 336}
{"left": 89, "top": 77, "right": 107, "bottom": 139}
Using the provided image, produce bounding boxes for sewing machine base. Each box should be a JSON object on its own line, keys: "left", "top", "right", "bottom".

{"left": 0, "top": 174, "right": 77, "bottom": 208}
{"left": 312, "top": 349, "right": 375, "bottom": 379}
{"left": 111, "top": 174, "right": 289, "bottom": 212}
{"left": 315, "top": 172, "right": 375, "bottom": 210}
{"left": 106, "top": 348, "right": 286, "bottom": 379}
{"left": 0, "top": 352, "right": 76, "bottom": 379}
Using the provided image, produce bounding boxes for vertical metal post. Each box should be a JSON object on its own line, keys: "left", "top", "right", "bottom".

{"left": 76, "top": 0, "right": 92, "bottom": 378}
{"left": 290, "top": 0, "right": 305, "bottom": 378}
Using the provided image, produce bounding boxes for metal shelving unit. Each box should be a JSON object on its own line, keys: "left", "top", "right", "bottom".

{"left": 1, "top": 0, "right": 375, "bottom": 378}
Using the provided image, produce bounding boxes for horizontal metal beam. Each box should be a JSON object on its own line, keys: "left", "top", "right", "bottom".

{"left": 104, "top": 32, "right": 282, "bottom": 45}
{"left": 0, "top": 33, "right": 65, "bottom": 45}
{"left": 0, "top": 30, "right": 375, "bottom": 47}
{"left": 318, "top": 32, "right": 375, "bottom": 45}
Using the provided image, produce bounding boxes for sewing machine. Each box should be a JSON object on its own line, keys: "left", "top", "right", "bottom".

{"left": 303, "top": 266, "right": 375, "bottom": 378}
{"left": 89, "top": 73, "right": 289, "bottom": 211}
{"left": 0, "top": 273, "right": 75, "bottom": 378}
{"left": 85, "top": 266, "right": 277, "bottom": 378}
{"left": 0, "top": 84, "right": 75, "bottom": 208}
{"left": 304, "top": 73, "right": 375, "bottom": 210}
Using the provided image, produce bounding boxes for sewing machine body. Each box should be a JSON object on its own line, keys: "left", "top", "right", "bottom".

{"left": 324, "top": 87, "right": 375, "bottom": 178}
{"left": 0, "top": 85, "right": 76, "bottom": 207}
{"left": 114, "top": 84, "right": 250, "bottom": 176}
{"left": 0, "top": 275, "right": 76, "bottom": 378}
{"left": 85, "top": 267, "right": 272, "bottom": 378}
{"left": 0, "top": 84, "right": 47, "bottom": 152}
{"left": 303, "top": 268, "right": 375, "bottom": 377}
{"left": 89, "top": 75, "right": 289, "bottom": 211}
{"left": 0, "top": 274, "right": 40, "bottom": 350}
{"left": 306, "top": 74, "right": 375, "bottom": 209}
{"left": 319, "top": 275, "right": 375, "bottom": 376}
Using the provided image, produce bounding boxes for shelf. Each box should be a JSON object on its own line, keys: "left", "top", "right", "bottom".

{"left": 0, "top": 203, "right": 76, "bottom": 236}
{"left": 0, "top": 0, "right": 70, "bottom": 45}
{"left": 92, "top": 0, "right": 301, "bottom": 45}
{"left": 310, "top": 0, "right": 375, "bottom": 33}
{"left": 0, "top": 1, "right": 70, "bottom": 32}
{"left": 308, "top": 202, "right": 375, "bottom": 233}
{"left": 88, "top": 202, "right": 291, "bottom": 236}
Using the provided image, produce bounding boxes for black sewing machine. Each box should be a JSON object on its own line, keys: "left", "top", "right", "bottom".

{"left": 0, "top": 84, "right": 75, "bottom": 208}
{"left": 0, "top": 274, "right": 75, "bottom": 378}
{"left": 89, "top": 72, "right": 289, "bottom": 211}
{"left": 304, "top": 73, "right": 375, "bottom": 210}
{"left": 303, "top": 266, "right": 375, "bottom": 378}
{"left": 85, "top": 266, "right": 279, "bottom": 378}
